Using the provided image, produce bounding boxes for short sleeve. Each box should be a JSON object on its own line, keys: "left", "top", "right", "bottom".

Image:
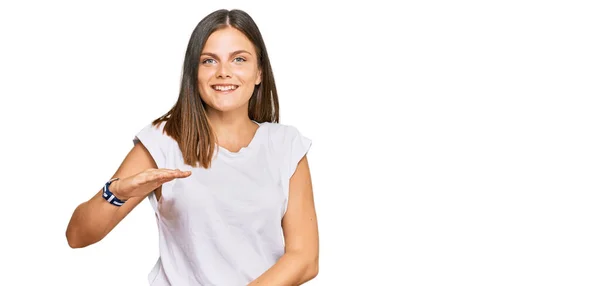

{"left": 279, "top": 125, "right": 312, "bottom": 216}
{"left": 286, "top": 126, "right": 313, "bottom": 180}
{"left": 132, "top": 121, "right": 168, "bottom": 169}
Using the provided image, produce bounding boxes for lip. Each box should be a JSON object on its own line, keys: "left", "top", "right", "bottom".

{"left": 210, "top": 84, "right": 239, "bottom": 93}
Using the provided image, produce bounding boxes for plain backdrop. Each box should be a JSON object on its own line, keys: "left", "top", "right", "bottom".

{"left": 1, "top": 0, "right": 599, "bottom": 285}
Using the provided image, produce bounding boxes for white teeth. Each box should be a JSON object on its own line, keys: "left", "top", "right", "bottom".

{"left": 213, "top": 85, "right": 237, "bottom": 91}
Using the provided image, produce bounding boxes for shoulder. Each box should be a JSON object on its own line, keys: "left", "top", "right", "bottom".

{"left": 260, "top": 122, "right": 306, "bottom": 140}
{"left": 146, "top": 120, "right": 168, "bottom": 135}
{"left": 258, "top": 122, "right": 311, "bottom": 149}
{"left": 142, "top": 120, "right": 175, "bottom": 139}
{"left": 260, "top": 122, "right": 312, "bottom": 178}
{"left": 133, "top": 120, "right": 176, "bottom": 148}
{"left": 132, "top": 119, "right": 182, "bottom": 169}
{"left": 259, "top": 121, "right": 312, "bottom": 153}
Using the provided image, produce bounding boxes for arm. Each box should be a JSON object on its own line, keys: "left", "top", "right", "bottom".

{"left": 248, "top": 155, "right": 319, "bottom": 285}
{"left": 65, "top": 142, "right": 156, "bottom": 248}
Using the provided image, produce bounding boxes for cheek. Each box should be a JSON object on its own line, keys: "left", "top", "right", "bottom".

{"left": 233, "top": 69, "right": 252, "bottom": 82}
{"left": 197, "top": 69, "right": 212, "bottom": 85}
{"left": 236, "top": 64, "right": 260, "bottom": 79}
{"left": 196, "top": 72, "right": 213, "bottom": 103}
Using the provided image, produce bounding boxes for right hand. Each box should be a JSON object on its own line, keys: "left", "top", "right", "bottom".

{"left": 111, "top": 168, "right": 192, "bottom": 200}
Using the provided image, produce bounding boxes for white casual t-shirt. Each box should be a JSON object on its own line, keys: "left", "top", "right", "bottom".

{"left": 132, "top": 120, "right": 312, "bottom": 286}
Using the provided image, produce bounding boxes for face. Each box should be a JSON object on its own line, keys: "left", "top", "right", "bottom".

{"left": 198, "top": 27, "right": 262, "bottom": 114}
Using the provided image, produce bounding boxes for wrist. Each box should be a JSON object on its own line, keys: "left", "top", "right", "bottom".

{"left": 102, "top": 178, "right": 128, "bottom": 206}
{"left": 110, "top": 180, "right": 129, "bottom": 201}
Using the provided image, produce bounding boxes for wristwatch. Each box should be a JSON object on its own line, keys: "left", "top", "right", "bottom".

{"left": 102, "top": 178, "right": 126, "bottom": 206}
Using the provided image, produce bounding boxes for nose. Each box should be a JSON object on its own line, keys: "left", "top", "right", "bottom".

{"left": 216, "top": 62, "right": 232, "bottom": 79}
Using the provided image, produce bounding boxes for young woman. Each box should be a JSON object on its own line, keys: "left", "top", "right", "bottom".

{"left": 66, "top": 9, "right": 319, "bottom": 285}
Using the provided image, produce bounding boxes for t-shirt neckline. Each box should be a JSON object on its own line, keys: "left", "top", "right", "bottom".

{"left": 217, "top": 121, "right": 264, "bottom": 157}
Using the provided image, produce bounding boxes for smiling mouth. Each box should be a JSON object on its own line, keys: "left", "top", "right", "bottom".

{"left": 211, "top": 85, "right": 239, "bottom": 92}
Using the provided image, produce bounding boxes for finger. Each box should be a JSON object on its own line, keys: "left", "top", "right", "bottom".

{"left": 156, "top": 169, "right": 183, "bottom": 177}
{"left": 148, "top": 169, "right": 190, "bottom": 183}
{"left": 163, "top": 169, "right": 191, "bottom": 177}
{"left": 176, "top": 170, "right": 192, "bottom": 177}
{"left": 152, "top": 172, "right": 171, "bottom": 182}
{"left": 166, "top": 172, "right": 191, "bottom": 180}
{"left": 160, "top": 170, "right": 190, "bottom": 181}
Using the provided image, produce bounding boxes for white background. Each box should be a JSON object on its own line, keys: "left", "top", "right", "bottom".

{"left": 0, "top": 0, "right": 599, "bottom": 285}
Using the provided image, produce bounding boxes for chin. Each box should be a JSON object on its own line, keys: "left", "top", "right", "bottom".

{"left": 206, "top": 100, "right": 248, "bottom": 113}
{"left": 200, "top": 88, "right": 252, "bottom": 113}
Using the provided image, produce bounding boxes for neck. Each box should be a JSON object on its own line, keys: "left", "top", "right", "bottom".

{"left": 205, "top": 108, "right": 257, "bottom": 146}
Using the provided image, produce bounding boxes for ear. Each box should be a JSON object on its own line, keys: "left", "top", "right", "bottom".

{"left": 255, "top": 69, "right": 262, "bottom": 85}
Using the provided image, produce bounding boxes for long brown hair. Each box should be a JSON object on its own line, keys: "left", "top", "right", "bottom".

{"left": 151, "top": 9, "right": 279, "bottom": 168}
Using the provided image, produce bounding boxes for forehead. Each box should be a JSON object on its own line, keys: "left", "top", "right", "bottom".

{"left": 202, "top": 27, "right": 256, "bottom": 55}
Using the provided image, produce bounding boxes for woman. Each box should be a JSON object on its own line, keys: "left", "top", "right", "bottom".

{"left": 66, "top": 9, "right": 319, "bottom": 285}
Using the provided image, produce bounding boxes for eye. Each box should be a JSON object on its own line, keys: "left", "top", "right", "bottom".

{"left": 233, "top": 57, "right": 246, "bottom": 63}
{"left": 202, "top": 58, "right": 216, "bottom": 64}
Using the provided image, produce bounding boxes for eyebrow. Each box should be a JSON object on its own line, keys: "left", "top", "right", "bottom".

{"left": 200, "top": 50, "right": 252, "bottom": 58}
